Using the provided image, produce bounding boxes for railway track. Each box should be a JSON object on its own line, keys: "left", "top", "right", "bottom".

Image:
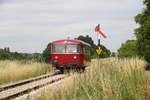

{"left": 0, "top": 71, "right": 68, "bottom": 100}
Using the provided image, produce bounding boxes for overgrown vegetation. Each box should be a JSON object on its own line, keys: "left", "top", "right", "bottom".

{"left": 35, "top": 58, "right": 149, "bottom": 100}
{"left": 0, "top": 60, "right": 53, "bottom": 85}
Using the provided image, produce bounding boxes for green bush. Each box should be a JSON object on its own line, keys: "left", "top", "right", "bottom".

{"left": 118, "top": 40, "right": 137, "bottom": 57}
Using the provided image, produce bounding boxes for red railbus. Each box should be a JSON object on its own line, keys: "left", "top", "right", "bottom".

{"left": 51, "top": 39, "right": 91, "bottom": 73}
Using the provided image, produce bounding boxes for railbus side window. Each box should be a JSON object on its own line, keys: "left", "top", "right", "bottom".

{"left": 77, "top": 45, "right": 83, "bottom": 53}
{"left": 83, "top": 46, "right": 91, "bottom": 61}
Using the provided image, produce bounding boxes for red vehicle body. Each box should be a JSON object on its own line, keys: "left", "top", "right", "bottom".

{"left": 51, "top": 39, "right": 91, "bottom": 72}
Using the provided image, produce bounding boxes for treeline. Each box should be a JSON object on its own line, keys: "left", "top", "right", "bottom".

{"left": 118, "top": 0, "right": 150, "bottom": 66}
{"left": 0, "top": 48, "right": 43, "bottom": 61}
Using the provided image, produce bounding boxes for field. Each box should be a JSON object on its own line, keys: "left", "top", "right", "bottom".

{"left": 0, "top": 60, "right": 53, "bottom": 85}
{"left": 36, "top": 57, "right": 150, "bottom": 100}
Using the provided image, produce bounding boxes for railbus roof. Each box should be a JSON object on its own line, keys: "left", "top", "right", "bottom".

{"left": 51, "top": 39, "right": 91, "bottom": 47}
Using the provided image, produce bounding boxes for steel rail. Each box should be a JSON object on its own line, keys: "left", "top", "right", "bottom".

{"left": 0, "top": 70, "right": 60, "bottom": 93}
{"left": 0, "top": 74, "right": 67, "bottom": 100}
{"left": 0, "top": 68, "right": 89, "bottom": 100}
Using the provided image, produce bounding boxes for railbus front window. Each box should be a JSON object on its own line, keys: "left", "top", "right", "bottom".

{"left": 66, "top": 45, "right": 78, "bottom": 53}
{"left": 52, "top": 45, "right": 65, "bottom": 53}
{"left": 52, "top": 44, "right": 82, "bottom": 54}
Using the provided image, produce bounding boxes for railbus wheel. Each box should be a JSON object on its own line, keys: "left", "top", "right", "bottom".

{"left": 60, "top": 67, "right": 64, "bottom": 74}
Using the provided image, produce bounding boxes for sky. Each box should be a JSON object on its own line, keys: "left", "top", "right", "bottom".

{"left": 0, "top": 0, "right": 144, "bottom": 53}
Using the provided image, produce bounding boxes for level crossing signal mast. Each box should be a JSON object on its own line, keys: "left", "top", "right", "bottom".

{"left": 95, "top": 24, "right": 107, "bottom": 55}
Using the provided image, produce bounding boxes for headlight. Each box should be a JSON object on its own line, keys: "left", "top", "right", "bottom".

{"left": 73, "top": 56, "right": 77, "bottom": 59}
{"left": 54, "top": 56, "right": 58, "bottom": 59}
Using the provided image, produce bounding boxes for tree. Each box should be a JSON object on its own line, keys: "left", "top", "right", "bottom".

{"left": 75, "top": 35, "right": 97, "bottom": 56}
{"left": 42, "top": 43, "right": 51, "bottom": 63}
{"left": 118, "top": 40, "right": 137, "bottom": 57}
{"left": 12, "top": 52, "right": 24, "bottom": 60}
{"left": 0, "top": 49, "right": 11, "bottom": 60}
{"left": 134, "top": 0, "right": 150, "bottom": 62}
{"left": 76, "top": 35, "right": 111, "bottom": 58}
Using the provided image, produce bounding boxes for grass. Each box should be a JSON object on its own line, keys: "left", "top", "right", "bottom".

{"left": 35, "top": 57, "right": 150, "bottom": 100}
{"left": 0, "top": 60, "right": 53, "bottom": 85}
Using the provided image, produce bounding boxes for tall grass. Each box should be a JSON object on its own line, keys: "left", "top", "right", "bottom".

{"left": 36, "top": 57, "right": 149, "bottom": 100}
{"left": 0, "top": 60, "right": 53, "bottom": 84}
